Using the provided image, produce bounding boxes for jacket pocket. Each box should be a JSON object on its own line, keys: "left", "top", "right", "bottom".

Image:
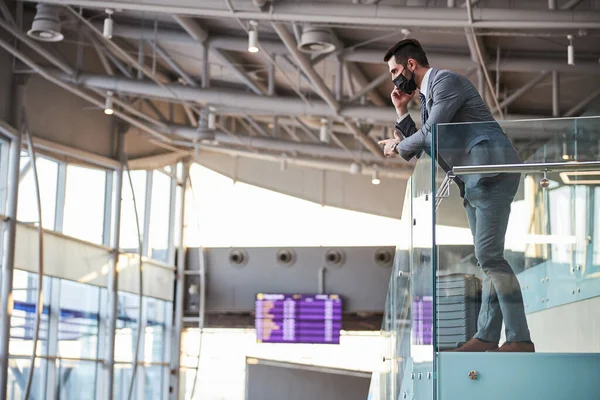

{"left": 465, "top": 135, "right": 489, "bottom": 154}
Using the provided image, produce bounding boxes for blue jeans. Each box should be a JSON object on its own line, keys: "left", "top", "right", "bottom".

{"left": 463, "top": 173, "right": 531, "bottom": 343}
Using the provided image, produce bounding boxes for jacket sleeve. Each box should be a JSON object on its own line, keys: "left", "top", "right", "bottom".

{"left": 396, "top": 71, "right": 465, "bottom": 161}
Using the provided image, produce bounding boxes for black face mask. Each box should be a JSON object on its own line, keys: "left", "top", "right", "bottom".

{"left": 393, "top": 64, "right": 417, "bottom": 94}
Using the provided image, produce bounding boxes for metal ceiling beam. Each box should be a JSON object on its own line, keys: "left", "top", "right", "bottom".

{"left": 563, "top": 87, "right": 600, "bottom": 117}
{"left": 193, "top": 145, "right": 411, "bottom": 179}
{"left": 24, "top": 1, "right": 600, "bottom": 29}
{"left": 560, "top": 0, "right": 583, "bottom": 9}
{"left": 345, "top": 63, "right": 385, "bottom": 106}
{"left": 173, "top": 126, "right": 407, "bottom": 166}
{"left": 211, "top": 49, "right": 268, "bottom": 95}
{"left": 495, "top": 71, "right": 550, "bottom": 112}
{"left": 343, "top": 49, "right": 600, "bottom": 75}
{"left": 100, "top": 23, "right": 600, "bottom": 75}
{"left": 153, "top": 42, "right": 197, "bottom": 87}
{"left": 171, "top": 16, "right": 267, "bottom": 96}
{"left": 271, "top": 22, "right": 382, "bottom": 158}
{"left": 0, "top": 38, "right": 174, "bottom": 144}
{"left": 347, "top": 72, "right": 389, "bottom": 104}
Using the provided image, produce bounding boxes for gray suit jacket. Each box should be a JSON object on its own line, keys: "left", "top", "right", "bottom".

{"left": 395, "top": 68, "right": 521, "bottom": 194}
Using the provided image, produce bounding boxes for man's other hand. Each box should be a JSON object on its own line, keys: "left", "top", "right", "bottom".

{"left": 391, "top": 88, "right": 416, "bottom": 117}
{"left": 378, "top": 131, "right": 402, "bottom": 157}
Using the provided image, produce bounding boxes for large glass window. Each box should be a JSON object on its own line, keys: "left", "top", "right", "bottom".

{"left": 8, "top": 271, "right": 51, "bottom": 400}
{"left": 57, "top": 280, "right": 100, "bottom": 360}
{"left": 120, "top": 170, "right": 147, "bottom": 253}
{"left": 144, "top": 298, "right": 170, "bottom": 363}
{"left": 9, "top": 270, "right": 51, "bottom": 357}
{"left": 63, "top": 165, "right": 107, "bottom": 244}
{"left": 148, "top": 170, "right": 172, "bottom": 263}
{"left": 114, "top": 292, "right": 140, "bottom": 363}
{"left": 56, "top": 360, "right": 97, "bottom": 400}
{"left": 17, "top": 154, "right": 58, "bottom": 230}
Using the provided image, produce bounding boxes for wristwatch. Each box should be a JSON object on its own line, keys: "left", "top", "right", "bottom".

{"left": 391, "top": 142, "right": 399, "bottom": 154}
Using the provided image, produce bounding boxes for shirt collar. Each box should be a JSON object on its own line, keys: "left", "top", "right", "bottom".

{"left": 419, "top": 68, "right": 433, "bottom": 99}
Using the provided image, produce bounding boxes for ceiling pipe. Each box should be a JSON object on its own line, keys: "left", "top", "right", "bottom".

{"left": 94, "top": 22, "right": 600, "bottom": 75}
{"left": 173, "top": 127, "right": 407, "bottom": 166}
{"left": 25, "top": 1, "right": 600, "bottom": 29}
{"left": 62, "top": 71, "right": 400, "bottom": 123}
{"left": 56, "top": 71, "right": 546, "bottom": 124}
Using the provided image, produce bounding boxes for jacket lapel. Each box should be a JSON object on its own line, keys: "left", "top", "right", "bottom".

{"left": 426, "top": 68, "right": 438, "bottom": 113}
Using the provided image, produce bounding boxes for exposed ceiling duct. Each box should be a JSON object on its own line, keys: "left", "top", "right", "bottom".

{"left": 56, "top": 71, "right": 546, "bottom": 124}
{"left": 297, "top": 25, "right": 337, "bottom": 55}
{"left": 27, "top": 3, "right": 63, "bottom": 42}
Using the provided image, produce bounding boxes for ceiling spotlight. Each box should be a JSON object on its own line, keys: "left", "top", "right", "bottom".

{"left": 371, "top": 167, "right": 380, "bottom": 185}
{"left": 319, "top": 118, "right": 330, "bottom": 144}
{"left": 27, "top": 4, "right": 64, "bottom": 42}
{"left": 248, "top": 20, "right": 259, "bottom": 53}
{"left": 349, "top": 162, "right": 362, "bottom": 175}
{"left": 280, "top": 156, "right": 288, "bottom": 171}
{"left": 208, "top": 110, "right": 216, "bottom": 130}
{"left": 103, "top": 9, "right": 114, "bottom": 39}
{"left": 104, "top": 91, "right": 114, "bottom": 115}
{"left": 567, "top": 35, "right": 575, "bottom": 66}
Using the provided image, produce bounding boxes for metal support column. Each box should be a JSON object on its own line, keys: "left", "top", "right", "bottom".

{"left": 335, "top": 57, "right": 343, "bottom": 102}
{"left": 552, "top": 71, "right": 560, "bottom": 117}
{"left": 166, "top": 165, "right": 177, "bottom": 266}
{"left": 477, "top": 67, "right": 485, "bottom": 98}
{"left": 142, "top": 170, "right": 153, "bottom": 257}
{"left": 54, "top": 163, "right": 67, "bottom": 232}
{"left": 268, "top": 57, "right": 275, "bottom": 97}
{"left": 105, "top": 131, "right": 125, "bottom": 400}
{"left": 0, "top": 131, "right": 22, "bottom": 400}
{"left": 169, "top": 161, "right": 189, "bottom": 400}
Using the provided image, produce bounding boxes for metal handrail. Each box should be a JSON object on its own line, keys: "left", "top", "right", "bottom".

{"left": 452, "top": 161, "right": 600, "bottom": 176}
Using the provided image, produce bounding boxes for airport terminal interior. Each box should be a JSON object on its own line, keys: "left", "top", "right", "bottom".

{"left": 0, "top": 0, "right": 599, "bottom": 399}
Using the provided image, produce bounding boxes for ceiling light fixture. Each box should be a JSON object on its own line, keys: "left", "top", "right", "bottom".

{"left": 103, "top": 9, "right": 114, "bottom": 39}
{"left": 104, "top": 91, "right": 114, "bottom": 115}
{"left": 371, "top": 167, "right": 380, "bottom": 185}
{"left": 319, "top": 118, "right": 330, "bottom": 144}
{"left": 567, "top": 35, "right": 575, "bottom": 66}
{"left": 208, "top": 107, "right": 216, "bottom": 130}
{"left": 349, "top": 162, "right": 362, "bottom": 175}
{"left": 280, "top": 156, "right": 288, "bottom": 171}
{"left": 248, "top": 20, "right": 259, "bottom": 53}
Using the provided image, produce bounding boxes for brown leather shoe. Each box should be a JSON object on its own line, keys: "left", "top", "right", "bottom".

{"left": 449, "top": 338, "right": 498, "bottom": 352}
{"left": 487, "top": 341, "right": 535, "bottom": 353}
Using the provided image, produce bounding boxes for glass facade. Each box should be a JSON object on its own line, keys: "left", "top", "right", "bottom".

{"left": 6, "top": 270, "right": 172, "bottom": 400}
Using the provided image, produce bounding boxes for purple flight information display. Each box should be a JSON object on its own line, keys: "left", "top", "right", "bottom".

{"left": 412, "top": 296, "right": 433, "bottom": 345}
{"left": 255, "top": 293, "right": 343, "bottom": 344}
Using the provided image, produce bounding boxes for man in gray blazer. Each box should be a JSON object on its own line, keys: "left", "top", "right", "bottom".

{"left": 379, "top": 39, "right": 534, "bottom": 352}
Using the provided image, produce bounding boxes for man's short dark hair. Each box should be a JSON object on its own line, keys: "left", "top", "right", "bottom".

{"left": 383, "top": 38, "right": 429, "bottom": 67}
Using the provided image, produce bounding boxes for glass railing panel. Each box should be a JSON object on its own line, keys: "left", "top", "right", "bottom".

{"left": 368, "top": 182, "right": 413, "bottom": 400}
{"left": 432, "top": 116, "right": 600, "bottom": 375}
